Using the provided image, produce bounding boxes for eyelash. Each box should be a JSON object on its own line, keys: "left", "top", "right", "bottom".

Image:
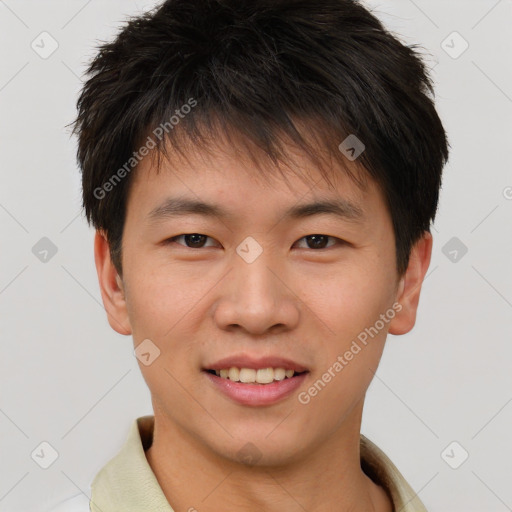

{"left": 164, "top": 233, "right": 346, "bottom": 250}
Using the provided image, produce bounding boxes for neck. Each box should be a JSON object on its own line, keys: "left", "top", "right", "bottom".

{"left": 145, "top": 400, "right": 392, "bottom": 512}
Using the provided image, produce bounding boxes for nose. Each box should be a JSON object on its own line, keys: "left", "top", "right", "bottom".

{"left": 213, "top": 249, "right": 300, "bottom": 336}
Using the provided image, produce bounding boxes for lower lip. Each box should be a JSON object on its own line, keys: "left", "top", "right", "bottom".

{"left": 204, "top": 371, "right": 308, "bottom": 406}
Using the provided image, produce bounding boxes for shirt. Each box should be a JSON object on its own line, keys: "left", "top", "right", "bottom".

{"left": 48, "top": 415, "right": 427, "bottom": 512}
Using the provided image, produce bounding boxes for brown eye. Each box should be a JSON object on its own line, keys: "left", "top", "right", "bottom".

{"left": 168, "top": 233, "right": 215, "bottom": 248}
{"left": 295, "top": 235, "right": 339, "bottom": 250}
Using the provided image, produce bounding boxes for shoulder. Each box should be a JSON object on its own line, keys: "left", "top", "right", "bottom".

{"left": 45, "top": 493, "right": 90, "bottom": 512}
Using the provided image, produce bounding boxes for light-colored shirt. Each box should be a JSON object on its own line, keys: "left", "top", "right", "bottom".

{"left": 49, "top": 415, "right": 427, "bottom": 511}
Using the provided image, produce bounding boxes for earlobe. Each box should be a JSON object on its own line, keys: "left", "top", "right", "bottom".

{"left": 94, "top": 231, "right": 132, "bottom": 335}
{"left": 388, "top": 231, "right": 433, "bottom": 336}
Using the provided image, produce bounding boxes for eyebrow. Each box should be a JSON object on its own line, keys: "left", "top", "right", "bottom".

{"left": 147, "top": 196, "right": 365, "bottom": 224}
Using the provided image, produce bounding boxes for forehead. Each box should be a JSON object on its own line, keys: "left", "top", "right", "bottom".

{"left": 132, "top": 131, "right": 372, "bottom": 197}
{"left": 125, "top": 132, "right": 390, "bottom": 232}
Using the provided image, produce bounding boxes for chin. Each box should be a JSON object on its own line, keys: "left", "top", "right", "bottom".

{"left": 210, "top": 429, "right": 312, "bottom": 468}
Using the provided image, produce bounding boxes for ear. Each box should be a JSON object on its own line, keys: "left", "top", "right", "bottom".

{"left": 388, "top": 231, "right": 433, "bottom": 336}
{"left": 94, "top": 230, "right": 132, "bottom": 335}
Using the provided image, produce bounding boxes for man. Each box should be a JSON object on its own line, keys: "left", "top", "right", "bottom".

{"left": 54, "top": 0, "right": 449, "bottom": 510}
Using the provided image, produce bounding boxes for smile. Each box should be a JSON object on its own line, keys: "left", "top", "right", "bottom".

{"left": 204, "top": 368, "right": 309, "bottom": 406}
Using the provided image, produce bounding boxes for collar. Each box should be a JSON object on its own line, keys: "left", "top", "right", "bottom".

{"left": 90, "top": 415, "right": 427, "bottom": 512}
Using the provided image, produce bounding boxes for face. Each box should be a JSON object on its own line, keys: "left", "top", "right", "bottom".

{"left": 96, "top": 137, "right": 431, "bottom": 466}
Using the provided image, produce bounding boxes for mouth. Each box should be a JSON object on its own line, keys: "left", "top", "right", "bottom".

{"left": 202, "top": 357, "right": 310, "bottom": 406}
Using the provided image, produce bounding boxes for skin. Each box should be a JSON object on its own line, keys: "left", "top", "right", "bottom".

{"left": 94, "top": 134, "right": 432, "bottom": 512}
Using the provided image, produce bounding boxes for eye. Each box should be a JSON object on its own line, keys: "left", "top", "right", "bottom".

{"left": 294, "top": 234, "right": 342, "bottom": 250}
{"left": 166, "top": 233, "right": 218, "bottom": 248}
{"left": 164, "top": 233, "right": 345, "bottom": 250}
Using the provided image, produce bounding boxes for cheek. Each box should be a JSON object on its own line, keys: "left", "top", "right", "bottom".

{"left": 124, "top": 256, "right": 215, "bottom": 335}
{"left": 124, "top": 264, "right": 208, "bottom": 393}
{"left": 300, "top": 260, "right": 395, "bottom": 341}
{"left": 320, "top": 266, "right": 395, "bottom": 398}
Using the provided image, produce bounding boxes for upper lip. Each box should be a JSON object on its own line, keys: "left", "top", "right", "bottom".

{"left": 205, "top": 354, "right": 309, "bottom": 373}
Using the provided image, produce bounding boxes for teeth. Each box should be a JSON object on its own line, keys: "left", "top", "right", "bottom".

{"left": 212, "top": 367, "right": 299, "bottom": 384}
{"left": 228, "top": 367, "right": 240, "bottom": 381}
{"left": 239, "top": 368, "right": 256, "bottom": 383}
{"left": 256, "top": 368, "right": 274, "bottom": 384}
{"left": 274, "top": 368, "right": 286, "bottom": 381}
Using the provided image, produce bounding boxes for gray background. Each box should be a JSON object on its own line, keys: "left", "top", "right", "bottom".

{"left": 0, "top": 0, "right": 511, "bottom": 510}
